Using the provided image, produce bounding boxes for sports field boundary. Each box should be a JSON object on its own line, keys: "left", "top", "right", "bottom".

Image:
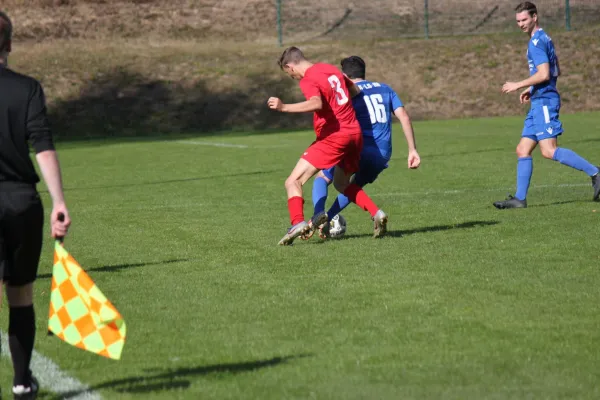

{"left": 1, "top": 331, "right": 102, "bottom": 400}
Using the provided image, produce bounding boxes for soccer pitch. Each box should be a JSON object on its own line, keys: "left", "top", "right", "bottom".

{"left": 1, "top": 112, "right": 600, "bottom": 399}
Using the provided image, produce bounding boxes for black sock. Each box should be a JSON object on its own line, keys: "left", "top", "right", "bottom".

{"left": 9, "top": 305, "right": 36, "bottom": 387}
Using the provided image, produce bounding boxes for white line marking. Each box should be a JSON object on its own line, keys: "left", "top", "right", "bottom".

{"left": 371, "top": 183, "right": 590, "bottom": 197}
{"left": 1, "top": 331, "right": 102, "bottom": 399}
{"left": 175, "top": 140, "right": 248, "bottom": 148}
{"left": 174, "top": 140, "right": 296, "bottom": 149}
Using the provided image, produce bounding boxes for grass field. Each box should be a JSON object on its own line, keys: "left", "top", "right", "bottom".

{"left": 1, "top": 112, "right": 600, "bottom": 399}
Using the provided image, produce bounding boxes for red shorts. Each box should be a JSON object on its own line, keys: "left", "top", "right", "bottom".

{"left": 302, "top": 131, "right": 363, "bottom": 174}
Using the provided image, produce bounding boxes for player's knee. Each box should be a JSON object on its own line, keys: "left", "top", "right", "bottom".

{"left": 6, "top": 283, "right": 34, "bottom": 307}
{"left": 316, "top": 171, "right": 331, "bottom": 184}
{"left": 284, "top": 178, "right": 294, "bottom": 190}
{"left": 516, "top": 146, "right": 531, "bottom": 158}
{"left": 333, "top": 180, "right": 348, "bottom": 193}
{"left": 284, "top": 176, "right": 300, "bottom": 190}
{"left": 540, "top": 147, "right": 556, "bottom": 159}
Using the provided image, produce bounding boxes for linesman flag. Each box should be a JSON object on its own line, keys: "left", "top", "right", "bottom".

{"left": 48, "top": 241, "right": 127, "bottom": 360}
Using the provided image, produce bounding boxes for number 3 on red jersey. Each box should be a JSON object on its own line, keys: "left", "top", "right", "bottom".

{"left": 328, "top": 75, "right": 349, "bottom": 105}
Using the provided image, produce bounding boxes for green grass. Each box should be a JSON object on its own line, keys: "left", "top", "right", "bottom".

{"left": 2, "top": 112, "right": 600, "bottom": 399}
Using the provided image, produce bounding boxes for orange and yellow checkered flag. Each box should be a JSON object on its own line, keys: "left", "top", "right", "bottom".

{"left": 48, "top": 241, "right": 126, "bottom": 360}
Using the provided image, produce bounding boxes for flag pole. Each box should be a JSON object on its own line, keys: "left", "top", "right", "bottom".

{"left": 48, "top": 213, "right": 65, "bottom": 337}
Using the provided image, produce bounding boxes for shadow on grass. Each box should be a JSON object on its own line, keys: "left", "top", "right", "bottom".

{"left": 566, "top": 138, "right": 600, "bottom": 144}
{"left": 49, "top": 69, "right": 310, "bottom": 142}
{"left": 48, "top": 169, "right": 283, "bottom": 192}
{"left": 54, "top": 354, "right": 311, "bottom": 398}
{"left": 343, "top": 220, "right": 500, "bottom": 239}
{"left": 423, "top": 147, "right": 507, "bottom": 159}
{"left": 37, "top": 258, "right": 189, "bottom": 280}
{"left": 530, "top": 199, "right": 588, "bottom": 208}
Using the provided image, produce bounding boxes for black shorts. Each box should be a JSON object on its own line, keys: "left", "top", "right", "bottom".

{"left": 0, "top": 184, "right": 44, "bottom": 286}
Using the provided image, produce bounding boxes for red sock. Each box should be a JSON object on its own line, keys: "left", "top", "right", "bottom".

{"left": 344, "top": 184, "right": 379, "bottom": 217}
{"left": 287, "top": 196, "right": 305, "bottom": 225}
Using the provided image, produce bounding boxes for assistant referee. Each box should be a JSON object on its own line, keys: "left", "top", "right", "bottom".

{"left": 0, "top": 10, "right": 71, "bottom": 400}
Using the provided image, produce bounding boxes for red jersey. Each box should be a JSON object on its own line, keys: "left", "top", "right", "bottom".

{"left": 299, "top": 63, "right": 361, "bottom": 139}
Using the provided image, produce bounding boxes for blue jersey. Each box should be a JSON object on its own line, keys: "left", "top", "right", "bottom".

{"left": 527, "top": 28, "right": 560, "bottom": 103}
{"left": 353, "top": 80, "right": 403, "bottom": 160}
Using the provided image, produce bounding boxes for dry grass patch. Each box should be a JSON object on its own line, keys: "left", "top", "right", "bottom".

{"left": 6, "top": 27, "right": 600, "bottom": 138}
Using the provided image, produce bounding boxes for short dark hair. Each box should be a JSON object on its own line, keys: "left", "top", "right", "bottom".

{"left": 0, "top": 11, "right": 12, "bottom": 53}
{"left": 278, "top": 46, "right": 305, "bottom": 70}
{"left": 515, "top": 2, "right": 537, "bottom": 17}
{"left": 340, "top": 56, "right": 366, "bottom": 79}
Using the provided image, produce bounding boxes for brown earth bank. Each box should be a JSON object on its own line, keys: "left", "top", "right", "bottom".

{"left": 3, "top": 0, "right": 599, "bottom": 41}
{"left": 2, "top": 2, "right": 599, "bottom": 139}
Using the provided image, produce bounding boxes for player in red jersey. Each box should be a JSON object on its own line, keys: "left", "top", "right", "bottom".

{"left": 267, "top": 47, "right": 388, "bottom": 245}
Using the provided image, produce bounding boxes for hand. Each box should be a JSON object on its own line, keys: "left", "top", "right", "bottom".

{"left": 502, "top": 82, "right": 522, "bottom": 94}
{"left": 408, "top": 150, "right": 421, "bottom": 169}
{"left": 267, "top": 97, "right": 284, "bottom": 112}
{"left": 51, "top": 204, "right": 71, "bottom": 239}
{"left": 519, "top": 88, "right": 531, "bottom": 104}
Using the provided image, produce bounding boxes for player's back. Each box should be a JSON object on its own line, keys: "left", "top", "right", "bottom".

{"left": 528, "top": 28, "right": 559, "bottom": 103}
{"left": 301, "top": 63, "right": 360, "bottom": 139}
{"left": 352, "top": 81, "right": 403, "bottom": 159}
{"left": 0, "top": 67, "right": 46, "bottom": 184}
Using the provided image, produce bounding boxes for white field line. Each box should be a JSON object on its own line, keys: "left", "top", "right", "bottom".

{"left": 174, "top": 140, "right": 248, "bottom": 148}
{"left": 1, "top": 331, "right": 102, "bottom": 399}
{"left": 174, "top": 140, "right": 296, "bottom": 149}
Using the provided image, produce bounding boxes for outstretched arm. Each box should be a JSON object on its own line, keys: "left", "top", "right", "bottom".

{"left": 502, "top": 63, "right": 550, "bottom": 93}
{"left": 393, "top": 107, "right": 420, "bottom": 169}
{"left": 267, "top": 96, "right": 323, "bottom": 113}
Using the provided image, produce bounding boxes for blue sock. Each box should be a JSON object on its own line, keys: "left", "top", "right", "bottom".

{"left": 312, "top": 177, "right": 329, "bottom": 214}
{"left": 327, "top": 194, "right": 351, "bottom": 221}
{"left": 552, "top": 148, "right": 599, "bottom": 177}
{"left": 515, "top": 156, "right": 533, "bottom": 201}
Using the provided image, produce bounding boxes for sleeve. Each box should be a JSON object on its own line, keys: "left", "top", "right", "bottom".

{"left": 299, "top": 77, "right": 321, "bottom": 100}
{"left": 529, "top": 40, "right": 549, "bottom": 67}
{"left": 27, "top": 80, "right": 55, "bottom": 154}
{"left": 389, "top": 87, "right": 403, "bottom": 110}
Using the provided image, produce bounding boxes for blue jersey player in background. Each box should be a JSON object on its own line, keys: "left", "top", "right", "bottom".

{"left": 304, "top": 56, "right": 420, "bottom": 239}
{"left": 494, "top": 1, "right": 600, "bottom": 209}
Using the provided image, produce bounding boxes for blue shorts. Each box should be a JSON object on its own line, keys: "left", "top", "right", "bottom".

{"left": 522, "top": 103, "right": 563, "bottom": 142}
{"left": 323, "top": 145, "right": 389, "bottom": 186}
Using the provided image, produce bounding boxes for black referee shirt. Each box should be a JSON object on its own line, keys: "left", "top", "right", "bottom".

{"left": 0, "top": 64, "right": 54, "bottom": 185}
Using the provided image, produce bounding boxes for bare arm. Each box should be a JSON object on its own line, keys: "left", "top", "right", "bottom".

{"left": 393, "top": 107, "right": 421, "bottom": 169}
{"left": 502, "top": 63, "right": 550, "bottom": 93}
{"left": 268, "top": 96, "right": 322, "bottom": 113}
{"left": 36, "top": 150, "right": 71, "bottom": 237}
{"left": 394, "top": 107, "right": 416, "bottom": 152}
{"left": 36, "top": 150, "right": 65, "bottom": 204}
{"left": 27, "top": 81, "right": 71, "bottom": 238}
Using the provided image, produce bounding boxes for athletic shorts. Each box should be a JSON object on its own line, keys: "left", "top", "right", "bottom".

{"left": 302, "top": 131, "right": 363, "bottom": 174}
{"left": 522, "top": 103, "right": 563, "bottom": 142}
{"left": 0, "top": 183, "right": 44, "bottom": 286}
{"left": 323, "top": 144, "right": 389, "bottom": 186}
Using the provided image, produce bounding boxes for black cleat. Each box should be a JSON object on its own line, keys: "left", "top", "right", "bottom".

{"left": 13, "top": 375, "right": 39, "bottom": 400}
{"left": 592, "top": 168, "right": 600, "bottom": 201}
{"left": 493, "top": 194, "right": 527, "bottom": 209}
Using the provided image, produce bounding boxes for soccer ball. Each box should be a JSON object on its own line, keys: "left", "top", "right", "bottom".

{"left": 329, "top": 214, "right": 347, "bottom": 238}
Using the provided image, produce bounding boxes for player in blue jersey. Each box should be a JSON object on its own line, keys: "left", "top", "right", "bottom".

{"left": 494, "top": 2, "right": 600, "bottom": 209}
{"left": 304, "top": 56, "right": 420, "bottom": 239}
